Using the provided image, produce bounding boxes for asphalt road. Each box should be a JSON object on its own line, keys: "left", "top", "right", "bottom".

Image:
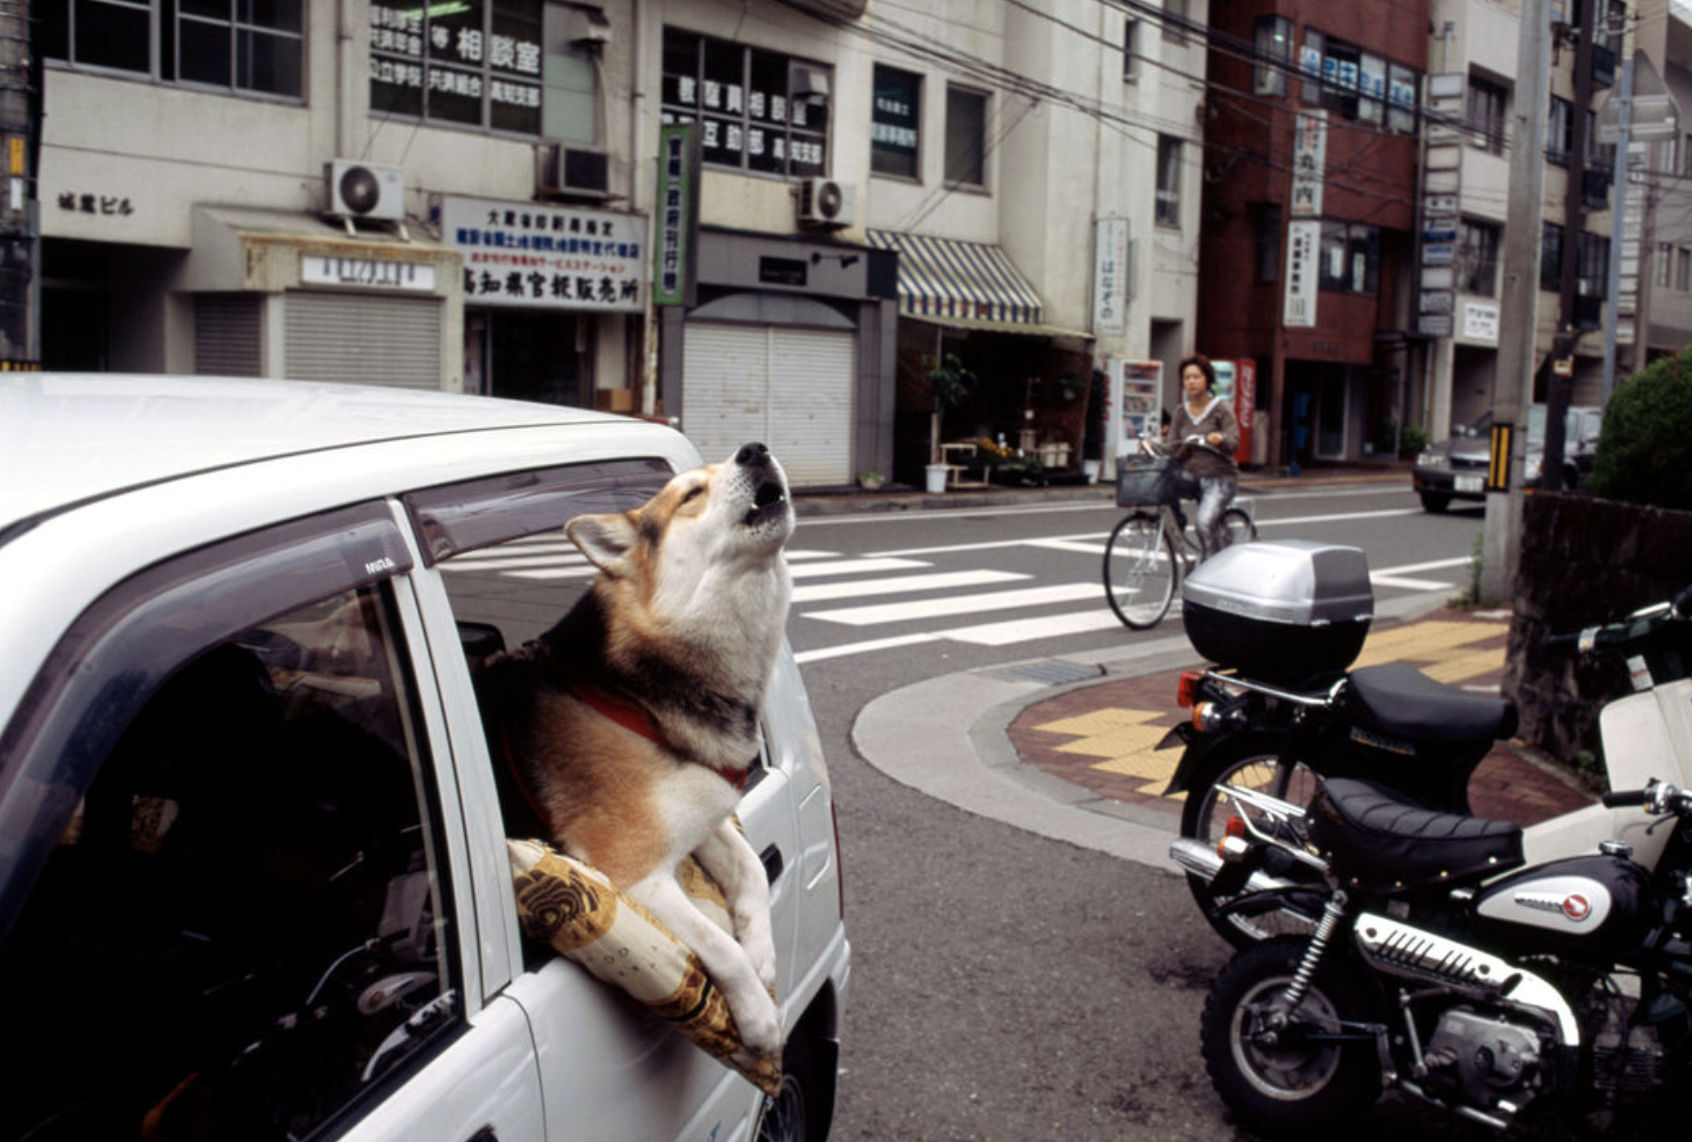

{"left": 796, "top": 487, "right": 1672, "bottom": 1141}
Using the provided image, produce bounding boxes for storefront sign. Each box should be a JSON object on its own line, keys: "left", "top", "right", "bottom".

{"left": 1284, "top": 219, "right": 1320, "bottom": 328}
{"left": 57, "top": 191, "right": 134, "bottom": 217}
{"left": 1290, "top": 110, "right": 1326, "bottom": 217}
{"left": 302, "top": 255, "right": 437, "bottom": 291}
{"left": 654, "top": 123, "right": 700, "bottom": 307}
{"left": 1462, "top": 301, "right": 1499, "bottom": 343}
{"left": 440, "top": 195, "right": 645, "bottom": 311}
{"left": 1093, "top": 218, "right": 1130, "bottom": 336}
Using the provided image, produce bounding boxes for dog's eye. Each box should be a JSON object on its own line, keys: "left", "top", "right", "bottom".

{"left": 681, "top": 485, "right": 705, "bottom": 504}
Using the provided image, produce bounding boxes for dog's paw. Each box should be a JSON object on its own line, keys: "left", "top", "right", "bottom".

{"left": 735, "top": 991, "right": 784, "bottom": 1059}
{"left": 749, "top": 941, "right": 778, "bottom": 995}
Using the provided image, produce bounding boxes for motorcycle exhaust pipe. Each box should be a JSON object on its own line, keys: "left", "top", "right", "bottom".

{"left": 1168, "top": 836, "right": 1300, "bottom": 893}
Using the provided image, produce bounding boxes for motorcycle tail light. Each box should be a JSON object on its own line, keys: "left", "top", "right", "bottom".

{"left": 1176, "top": 670, "right": 1204, "bottom": 708}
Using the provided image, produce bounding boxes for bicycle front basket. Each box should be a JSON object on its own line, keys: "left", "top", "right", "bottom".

{"left": 1115, "top": 454, "right": 1178, "bottom": 507}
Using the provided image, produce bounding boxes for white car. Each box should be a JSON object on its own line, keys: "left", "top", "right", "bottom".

{"left": 0, "top": 375, "right": 848, "bottom": 1142}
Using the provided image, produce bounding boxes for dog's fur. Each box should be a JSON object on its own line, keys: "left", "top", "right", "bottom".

{"left": 483, "top": 442, "right": 794, "bottom": 1058}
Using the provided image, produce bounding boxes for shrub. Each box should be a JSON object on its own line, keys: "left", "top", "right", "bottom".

{"left": 1591, "top": 349, "right": 1692, "bottom": 510}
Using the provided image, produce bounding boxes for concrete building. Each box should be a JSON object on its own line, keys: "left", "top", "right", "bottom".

{"left": 1196, "top": 0, "right": 1430, "bottom": 469}
{"left": 1420, "top": 0, "right": 1628, "bottom": 437}
{"left": 1634, "top": 0, "right": 1692, "bottom": 364}
{"left": 36, "top": 0, "right": 1207, "bottom": 488}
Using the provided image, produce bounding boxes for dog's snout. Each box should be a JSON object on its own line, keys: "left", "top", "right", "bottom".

{"left": 735, "top": 442, "right": 771, "bottom": 468}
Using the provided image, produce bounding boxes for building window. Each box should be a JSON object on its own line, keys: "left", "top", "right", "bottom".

{"left": 1320, "top": 37, "right": 1361, "bottom": 118}
{"left": 1541, "top": 222, "right": 1565, "bottom": 291}
{"left": 541, "top": 7, "right": 601, "bottom": 143}
{"left": 1318, "top": 220, "right": 1380, "bottom": 294}
{"left": 1684, "top": 133, "right": 1692, "bottom": 175}
{"left": 944, "top": 86, "right": 987, "bottom": 187}
{"left": 1466, "top": 72, "right": 1507, "bottom": 155}
{"left": 42, "top": 0, "right": 304, "bottom": 98}
{"left": 1677, "top": 247, "right": 1689, "bottom": 292}
{"left": 1254, "top": 204, "right": 1282, "bottom": 283}
{"left": 1657, "top": 242, "right": 1674, "bottom": 289}
{"left": 1657, "top": 136, "right": 1679, "bottom": 173}
{"left": 370, "top": 0, "right": 543, "bottom": 133}
{"left": 1547, "top": 96, "right": 1573, "bottom": 165}
{"left": 1253, "top": 16, "right": 1291, "bottom": 97}
{"left": 1577, "top": 231, "right": 1611, "bottom": 297}
{"left": 1299, "top": 28, "right": 1324, "bottom": 105}
{"left": 1358, "top": 52, "right": 1387, "bottom": 124}
{"left": 660, "top": 29, "right": 831, "bottom": 177}
{"left": 1155, "top": 135, "right": 1181, "bottom": 227}
{"left": 871, "top": 65, "right": 921, "bottom": 179}
{"left": 1163, "top": 0, "right": 1189, "bottom": 46}
{"left": 1124, "top": 19, "right": 1140, "bottom": 81}
{"left": 1458, "top": 219, "right": 1500, "bottom": 297}
{"left": 1387, "top": 62, "right": 1418, "bottom": 134}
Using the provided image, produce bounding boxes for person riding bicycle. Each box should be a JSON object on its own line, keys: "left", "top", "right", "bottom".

{"left": 1168, "top": 353, "right": 1240, "bottom": 559}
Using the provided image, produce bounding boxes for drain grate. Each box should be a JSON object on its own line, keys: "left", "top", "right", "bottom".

{"left": 994, "top": 661, "right": 1103, "bottom": 687}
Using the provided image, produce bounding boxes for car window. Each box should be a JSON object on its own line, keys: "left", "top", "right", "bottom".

{"left": 0, "top": 520, "right": 460, "bottom": 1142}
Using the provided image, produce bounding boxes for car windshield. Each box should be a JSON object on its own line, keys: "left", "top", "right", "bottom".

{"left": 1457, "top": 410, "right": 1494, "bottom": 438}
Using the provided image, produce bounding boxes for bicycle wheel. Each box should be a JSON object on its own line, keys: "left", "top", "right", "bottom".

{"left": 1218, "top": 507, "right": 1258, "bottom": 553}
{"left": 1103, "top": 511, "right": 1177, "bottom": 629}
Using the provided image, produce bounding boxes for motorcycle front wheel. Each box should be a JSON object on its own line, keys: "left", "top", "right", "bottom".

{"left": 1201, "top": 937, "right": 1381, "bottom": 1138}
{"left": 1181, "top": 734, "right": 1323, "bottom": 949}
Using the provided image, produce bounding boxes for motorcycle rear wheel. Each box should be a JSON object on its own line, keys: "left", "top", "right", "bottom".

{"left": 1180, "top": 735, "right": 1323, "bottom": 949}
{"left": 1201, "top": 937, "right": 1381, "bottom": 1138}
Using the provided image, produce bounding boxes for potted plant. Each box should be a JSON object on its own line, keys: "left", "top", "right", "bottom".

{"left": 858, "top": 470, "right": 886, "bottom": 491}
{"left": 925, "top": 353, "right": 977, "bottom": 492}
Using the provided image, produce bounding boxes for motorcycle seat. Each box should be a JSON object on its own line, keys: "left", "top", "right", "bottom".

{"left": 1308, "top": 777, "right": 1524, "bottom": 894}
{"left": 1345, "top": 662, "right": 1518, "bottom": 745}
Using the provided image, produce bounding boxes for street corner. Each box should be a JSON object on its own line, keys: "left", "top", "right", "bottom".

{"left": 1005, "top": 608, "right": 1573, "bottom": 824}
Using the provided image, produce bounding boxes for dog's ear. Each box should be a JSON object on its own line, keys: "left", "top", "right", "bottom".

{"left": 567, "top": 512, "right": 640, "bottom": 574}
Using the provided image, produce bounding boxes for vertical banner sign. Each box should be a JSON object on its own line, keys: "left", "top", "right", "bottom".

{"left": 1284, "top": 219, "right": 1320, "bottom": 327}
{"left": 1093, "top": 218, "right": 1130, "bottom": 336}
{"left": 654, "top": 124, "right": 700, "bottom": 307}
{"left": 1290, "top": 110, "right": 1326, "bottom": 217}
{"left": 1487, "top": 422, "right": 1513, "bottom": 492}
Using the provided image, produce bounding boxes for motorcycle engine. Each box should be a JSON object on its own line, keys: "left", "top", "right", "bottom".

{"left": 1423, "top": 1006, "right": 1548, "bottom": 1111}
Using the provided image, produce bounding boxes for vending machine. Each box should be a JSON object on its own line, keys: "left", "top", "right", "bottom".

{"left": 1209, "top": 359, "right": 1256, "bottom": 466}
{"left": 1104, "top": 358, "right": 1163, "bottom": 477}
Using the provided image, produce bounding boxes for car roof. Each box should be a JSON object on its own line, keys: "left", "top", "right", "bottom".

{"left": 1, "top": 374, "right": 630, "bottom": 533}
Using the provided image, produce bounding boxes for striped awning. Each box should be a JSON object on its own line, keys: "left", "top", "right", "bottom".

{"left": 867, "top": 229, "right": 1086, "bottom": 337}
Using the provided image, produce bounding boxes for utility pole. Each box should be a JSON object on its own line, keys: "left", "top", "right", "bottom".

{"left": 1602, "top": 53, "right": 1634, "bottom": 400}
{"left": 0, "top": 0, "right": 39, "bottom": 369}
{"left": 1481, "top": 0, "right": 1551, "bottom": 603}
{"left": 1542, "top": 7, "right": 1595, "bottom": 494}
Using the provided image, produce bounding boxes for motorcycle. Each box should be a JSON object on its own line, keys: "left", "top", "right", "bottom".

{"left": 1194, "top": 774, "right": 1692, "bottom": 1137}
{"left": 1167, "top": 558, "right": 1692, "bottom": 949}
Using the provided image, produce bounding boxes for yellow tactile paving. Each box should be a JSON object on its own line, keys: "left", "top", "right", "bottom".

{"left": 1023, "top": 616, "right": 1512, "bottom": 800}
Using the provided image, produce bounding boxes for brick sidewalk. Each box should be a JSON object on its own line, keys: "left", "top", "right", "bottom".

{"left": 1007, "top": 609, "right": 1596, "bottom": 828}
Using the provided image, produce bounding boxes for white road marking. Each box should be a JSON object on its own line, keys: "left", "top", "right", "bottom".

{"left": 803, "top": 582, "right": 1102, "bottom": 625}
{"left": 788, "top": 557, "right": 930, "bottom": 579}
{"left": 944, "top": 608, "right": 1129, "bottom": 646}
{"left": 794, "top": 633, "right": 942, "bottom": 664}
{"left": 791, "top": 569, "right": 1027, "bottom": 603}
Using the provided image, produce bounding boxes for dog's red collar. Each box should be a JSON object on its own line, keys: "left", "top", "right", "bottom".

{"left": 563, "top": 677, "right": 749, "bottom": 791}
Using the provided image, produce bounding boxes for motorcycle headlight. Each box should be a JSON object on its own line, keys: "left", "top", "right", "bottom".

{"left": 1419, "top": 451, "right": 1448, "bottom": 469}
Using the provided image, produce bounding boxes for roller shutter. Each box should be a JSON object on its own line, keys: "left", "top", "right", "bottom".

{"left": 194, "top": 294, "right": 262, "bottom": 376}
{"left": 682, "top": 322, "right": 854, "bottom": 486}
{"left": 284, "top": 291, "right": 442, "bottom": 389}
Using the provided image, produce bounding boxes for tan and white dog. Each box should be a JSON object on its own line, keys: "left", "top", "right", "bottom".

{"left": 484, "top": 441, "right": 794, "bottom": 1059}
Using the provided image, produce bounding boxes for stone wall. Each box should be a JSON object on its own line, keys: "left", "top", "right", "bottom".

{"left": 1504, "top": 491, "right": 1692, "bottom": 761}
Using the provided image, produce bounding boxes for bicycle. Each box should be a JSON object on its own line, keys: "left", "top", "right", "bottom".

{"left": 1103, "top": 436, "right": 1257, "bottom": 629}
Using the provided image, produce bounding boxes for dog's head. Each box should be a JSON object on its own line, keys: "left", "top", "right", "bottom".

{"left": 565, "top": 442, "right": 794, "bottom": 626}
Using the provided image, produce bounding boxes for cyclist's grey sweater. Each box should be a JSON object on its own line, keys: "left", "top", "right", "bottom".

{"left": 1169, "top": 397, "right": 1240, "bottom": 481}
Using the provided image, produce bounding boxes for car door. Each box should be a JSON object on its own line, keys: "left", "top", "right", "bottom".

{"left": 402, "top": 458, "right": 797, "bottom": 1142}
{"left": 0, "top": 501, "right": 543, "bottom": 1142}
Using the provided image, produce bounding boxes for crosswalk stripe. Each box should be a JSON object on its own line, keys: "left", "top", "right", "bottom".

{"left": 791, "top": 569, "right": 1027, "bottom": 604}
{"left": 793, "top": 632, "right": 942, "bottom": 664}
{"left": 942, "top": 607, "right": 1127, "bottom": 646}
{"left": 444, "top": 552, "right": 593, "bottom": 571}
{"left": 501, "top": 566, "right": 601, "bottom": 581}
{"left": 789, "top": 557, "right": 930, "bottom": 579}
{"left": 802, "top": 582, "right": 1102, "bottom": 625}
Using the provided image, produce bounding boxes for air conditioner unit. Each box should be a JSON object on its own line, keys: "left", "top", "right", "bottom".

{"left": 327, "top": 159, "right": 405, "bottom": 221}
{"left": 539, "top": 144, "right": 612, "bottom": 198}
{"left": 798, "top": 178, "right": 854, "bottom": 228}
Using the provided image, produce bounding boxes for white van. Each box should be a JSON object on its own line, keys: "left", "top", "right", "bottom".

{"left": 0, "top": 375, "right": 848, "bottom": 1142}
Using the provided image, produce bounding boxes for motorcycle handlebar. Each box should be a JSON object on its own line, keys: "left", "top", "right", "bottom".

{"left": 1601, "top": 788, "right": 1650, "bottom": 808}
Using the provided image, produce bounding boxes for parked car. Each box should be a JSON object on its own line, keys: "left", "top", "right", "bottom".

{"left": 1411, "top": 403, "right": 1603, "bottom": 512}
{"left": 0, "top": 375, "right": 848, "bottom": 1142}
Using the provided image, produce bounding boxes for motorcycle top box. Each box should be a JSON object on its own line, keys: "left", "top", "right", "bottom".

{"left": 1182, "top": 539, "right": 1374, "bottom": 686}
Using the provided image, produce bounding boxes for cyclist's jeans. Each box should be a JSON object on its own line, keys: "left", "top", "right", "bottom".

{"left": 1195, "top": 476, "right": 1238, "bottom": 559}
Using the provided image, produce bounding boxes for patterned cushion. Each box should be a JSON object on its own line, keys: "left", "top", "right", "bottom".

{"left": 506, "top": 838, "right": 781, "bottom": 1095}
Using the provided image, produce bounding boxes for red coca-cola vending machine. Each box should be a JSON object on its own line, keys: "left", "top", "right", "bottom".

{"left": 1210, "top": 359, "right": 1255, "bottom": 466}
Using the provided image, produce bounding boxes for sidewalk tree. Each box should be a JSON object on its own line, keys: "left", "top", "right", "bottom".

{"left": 1591, "top": 348, "right": 1692, "bottom": 511}
{"left": 925, "top": 353, "right": 977, "bottom": 464}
